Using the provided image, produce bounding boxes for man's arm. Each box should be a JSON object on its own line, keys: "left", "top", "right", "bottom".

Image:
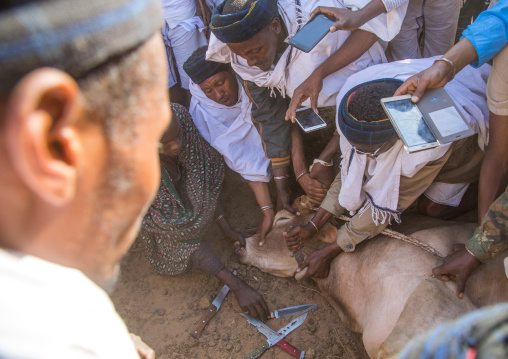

{"left": 286, "top": 29, "right": 379, "bottom": 121}
{"left": 478, "top": 112, "right": 508, "bottom": 221}
{"left": 191, "top": 241, "right": 270, "bottom": 318}
{"left": 310, "top": 1, "right": 391, "bottom": 33}
{"left": 290, "top": 124, "right": 329, "bottom": 203}
{"left": 433, "top": 186, "right": 508, "bottom": 298}
{"left": 247, "top": 181, "right": 274, "bottom": 246}
{"left": 394, "top": 38, "right": 479, "bottom": 102}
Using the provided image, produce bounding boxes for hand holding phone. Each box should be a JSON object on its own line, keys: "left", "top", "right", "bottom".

{"left": 295, "top": 107, "right": 327, "bottom": 133}
{"left": 288, "top": 13, "right": 335, "bottom": 53}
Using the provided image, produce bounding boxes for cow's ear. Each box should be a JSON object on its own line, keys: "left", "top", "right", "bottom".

{"left": 317, "top": 224, "right": 338, "bottom": 244}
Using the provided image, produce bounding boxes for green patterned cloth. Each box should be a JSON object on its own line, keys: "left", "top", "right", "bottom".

{"left": 466, "top": 185, "right": 508, "bottom": 263}
{"left": 138, "top": 103, "right": 225, "bottom": 275}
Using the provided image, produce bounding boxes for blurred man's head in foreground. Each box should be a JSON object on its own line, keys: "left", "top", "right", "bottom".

{"left": 0, "top": 0, "right": 170, "bottom": 289}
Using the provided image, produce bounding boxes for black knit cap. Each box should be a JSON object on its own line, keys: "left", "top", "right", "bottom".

{"left": 337, "top": 78, "right": 402, "bottom": 145}
{"left": 183, "top": 46, "right": 231, "bottom": 85}
{"left": 0, "top": 0, "right": 161, "bottom": 94}
{"left": 210, "top": 0, "right": 279, "bottom": 43}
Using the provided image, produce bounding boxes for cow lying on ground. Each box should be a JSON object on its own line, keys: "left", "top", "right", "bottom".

{"left": 236, "top": 203, "right": 508, "bottom": 358}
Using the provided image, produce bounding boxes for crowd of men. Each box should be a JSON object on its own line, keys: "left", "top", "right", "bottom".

{"left": 1, "top": 0, "right": 507, "bottom": 357}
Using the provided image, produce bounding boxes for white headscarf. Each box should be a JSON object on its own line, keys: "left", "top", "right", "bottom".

{"left": 189, "top": 79, "right": 271, "bottom": 182}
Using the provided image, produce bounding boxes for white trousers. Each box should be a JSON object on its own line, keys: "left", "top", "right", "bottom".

{"left": 162, "top": 22, "right": 208, "bottom": 89}
{"left": 387, "top": 0, "right": 462, "bottom": 60}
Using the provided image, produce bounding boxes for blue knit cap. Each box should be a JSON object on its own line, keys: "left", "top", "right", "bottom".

{"left": 337, "top": 78, "right": 402, "bottom": 145}
{"left": 183, "top": 46, "right": 231, "bottom": 84}
{"left": 210, "top": 0, "right": 279, "bottom": 44}
{"left": 0, "top": 0, "right": 161, "bottom": 94}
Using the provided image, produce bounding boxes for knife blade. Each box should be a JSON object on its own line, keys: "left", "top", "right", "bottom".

{"left": 241, "top": 312, "right": 308, "bottom": 358}
{"left": 270, "top": 303, "right": 318, "bottom": 319}
{"left": 190, "top": 270, "right": 236, "bottom": 338}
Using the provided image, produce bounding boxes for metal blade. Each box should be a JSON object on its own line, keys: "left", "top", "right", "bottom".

{"left": 240, "top": 312, "right": 308, "bottom": 346}
{"left": 272, "top": 304, "right": 318, "bottom": 319}
{"left": 272, "top": 313, "right": 307, "bottom": 346}
{"left": 211, "top": 270, "right": 236, "bottom": 310}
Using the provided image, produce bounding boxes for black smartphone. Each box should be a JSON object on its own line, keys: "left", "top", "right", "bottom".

{"left": 288, "top": 13, "right": 335, "bottom": 53}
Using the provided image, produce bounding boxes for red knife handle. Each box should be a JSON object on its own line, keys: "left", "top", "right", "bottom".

{"left": 276, "top": 339, "right": 304, "bottom": 358}
{"left": 190, "top": 304, "right": 217, "bottom": 338}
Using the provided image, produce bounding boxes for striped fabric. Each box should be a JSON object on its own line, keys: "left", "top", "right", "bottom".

{"left": 210, "top": 0, "right": 279, "bottom": 43}
{"left": 337, "top": 78, "right": 400, "bottom": 145}
{"left": 183, "top": 46, "right": 230, "bottom": 84}
{"left": 0, "top": 0, "right": 161, "bottom": 94}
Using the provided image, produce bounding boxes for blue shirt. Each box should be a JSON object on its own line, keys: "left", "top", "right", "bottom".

{"left": 463, "top": 0, "right": 508, "bottom": 67}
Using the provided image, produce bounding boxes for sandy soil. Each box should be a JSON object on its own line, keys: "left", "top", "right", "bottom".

{"left": 111, "top": 106, "right": 371, "bottom": 358}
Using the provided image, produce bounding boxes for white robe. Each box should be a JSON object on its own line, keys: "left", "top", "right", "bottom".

{"left": 206, "top": 0, "right": 389, "bottom": 107}
{"left": 335, "top": 57, "right": 491, "bottom": 224}
{"left": 189, "top": 80, "right": 271, "bottom": 182}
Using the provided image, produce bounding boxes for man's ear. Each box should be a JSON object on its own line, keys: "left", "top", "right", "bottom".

{"left": 2, "top": 68, "right": 84, "bottom": 206}
{"left": 269, "top": 17, "right": 281, "bottom": 35}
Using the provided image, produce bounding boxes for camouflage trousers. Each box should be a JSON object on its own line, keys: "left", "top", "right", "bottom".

{"left": 466, "top": 185, "right": 508, "bottom": 263}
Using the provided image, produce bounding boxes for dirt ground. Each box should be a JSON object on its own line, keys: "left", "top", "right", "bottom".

{"left": 111, "top": 107, "right": 370, "bottom": 359}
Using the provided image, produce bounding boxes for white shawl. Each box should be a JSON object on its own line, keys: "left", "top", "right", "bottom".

{"left": 206, "top": 0, "right": 387, "bottom": 107}
{"left": 189, "top": 80, "right": 271, "bottom": 183}
{"left": 335, "top": 57, "right": 491, "bottom": 224}
{"left": 344, "top": 0, "right": 409, "bottom": 42}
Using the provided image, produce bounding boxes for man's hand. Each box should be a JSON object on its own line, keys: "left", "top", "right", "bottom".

{"left": 311, "top": 6, "right": 364, "bottom": 32}
{"left": 259, "top": 208, "right": 274, "bottom": 246}
{"left": 309, "top": 163, "right": 334, "bottom": 188}
{"left": 394, "top": 61, "right": 454, "bottom": 103}
{"left": 298, "top": 173, "right": 328, "bottom": 204}
{"left": 295, "top": 243, "right": 341, "bottom": 278}
{"left": 232, "top": 280, "right": 270, "bottom": 319}
{"left": 432, "top": 243, "right": 482, "bottom": 299}
{"left": 286, "top": 71, "right": 323, "bottom": 123}
{"left": 227, "top": 229, "right": 246, "bottom": 251}
{"left": 283, "top": 223, "right": 316, "bottom": 252}
{"left": 129, "top": 334, "right": 155, "bottom": 359}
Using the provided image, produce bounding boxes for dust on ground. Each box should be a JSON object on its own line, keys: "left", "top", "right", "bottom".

{"left": 111, "top": 107, "right": 366, "bottom": 359}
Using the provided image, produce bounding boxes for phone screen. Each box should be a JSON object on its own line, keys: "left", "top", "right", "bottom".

{"left": 289, "top": 14, "right": 335, "bottom": 52}
{"left": 384, "top": 99, "right": 436, "bottom": 147}
{"left": 428, "top": 106, "right": 469, "bottom": 137}
{"left": 296, "top": 108, "right": 326, "bottom": 130}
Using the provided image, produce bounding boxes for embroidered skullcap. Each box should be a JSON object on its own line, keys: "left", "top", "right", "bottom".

{"left": 0, "top": 0, "right": 161, "bottom": 95}
{"left": 337, "top": 78, "right": 402, "bottom": 145}
{"left": 210, "top": 0, "right": 279, "bottom": 44}
{"left": 183, "top": 46, "right": 231, "bottom": 84}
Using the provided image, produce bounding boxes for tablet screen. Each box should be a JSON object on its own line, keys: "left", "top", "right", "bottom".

{"left": 384, "top": 98, "right": 436, "bottom": 147}
{"left": 428, "top": 106, "right": 469, "bottom": 137}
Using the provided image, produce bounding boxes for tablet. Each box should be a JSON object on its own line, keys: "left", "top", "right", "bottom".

{"left": 381, "top": 95, "right": 440, "bottom": 153}
{"left": 417, "top": 87, "right": 475, "bottom": 143}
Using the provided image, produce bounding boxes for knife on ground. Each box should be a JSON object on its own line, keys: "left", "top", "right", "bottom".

{"left": 241, "top": 312, "right": 308, "bottom": 359}
{"left": 190, "top": 270, "right": 236, "bottom": 338}
{"left": 270, "top": 303, "right": 318, "bottom": 319}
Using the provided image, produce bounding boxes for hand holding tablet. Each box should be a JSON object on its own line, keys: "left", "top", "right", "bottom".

{"left": 381, "top": 88, "right": 474, "bottom": 153}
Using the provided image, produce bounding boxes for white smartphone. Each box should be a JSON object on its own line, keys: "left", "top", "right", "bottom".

{"left": 381, "top": 95, "right": 440, "bottom": 153}
{"left": 295, "top": 107, "right": 327, "bottom": 133}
